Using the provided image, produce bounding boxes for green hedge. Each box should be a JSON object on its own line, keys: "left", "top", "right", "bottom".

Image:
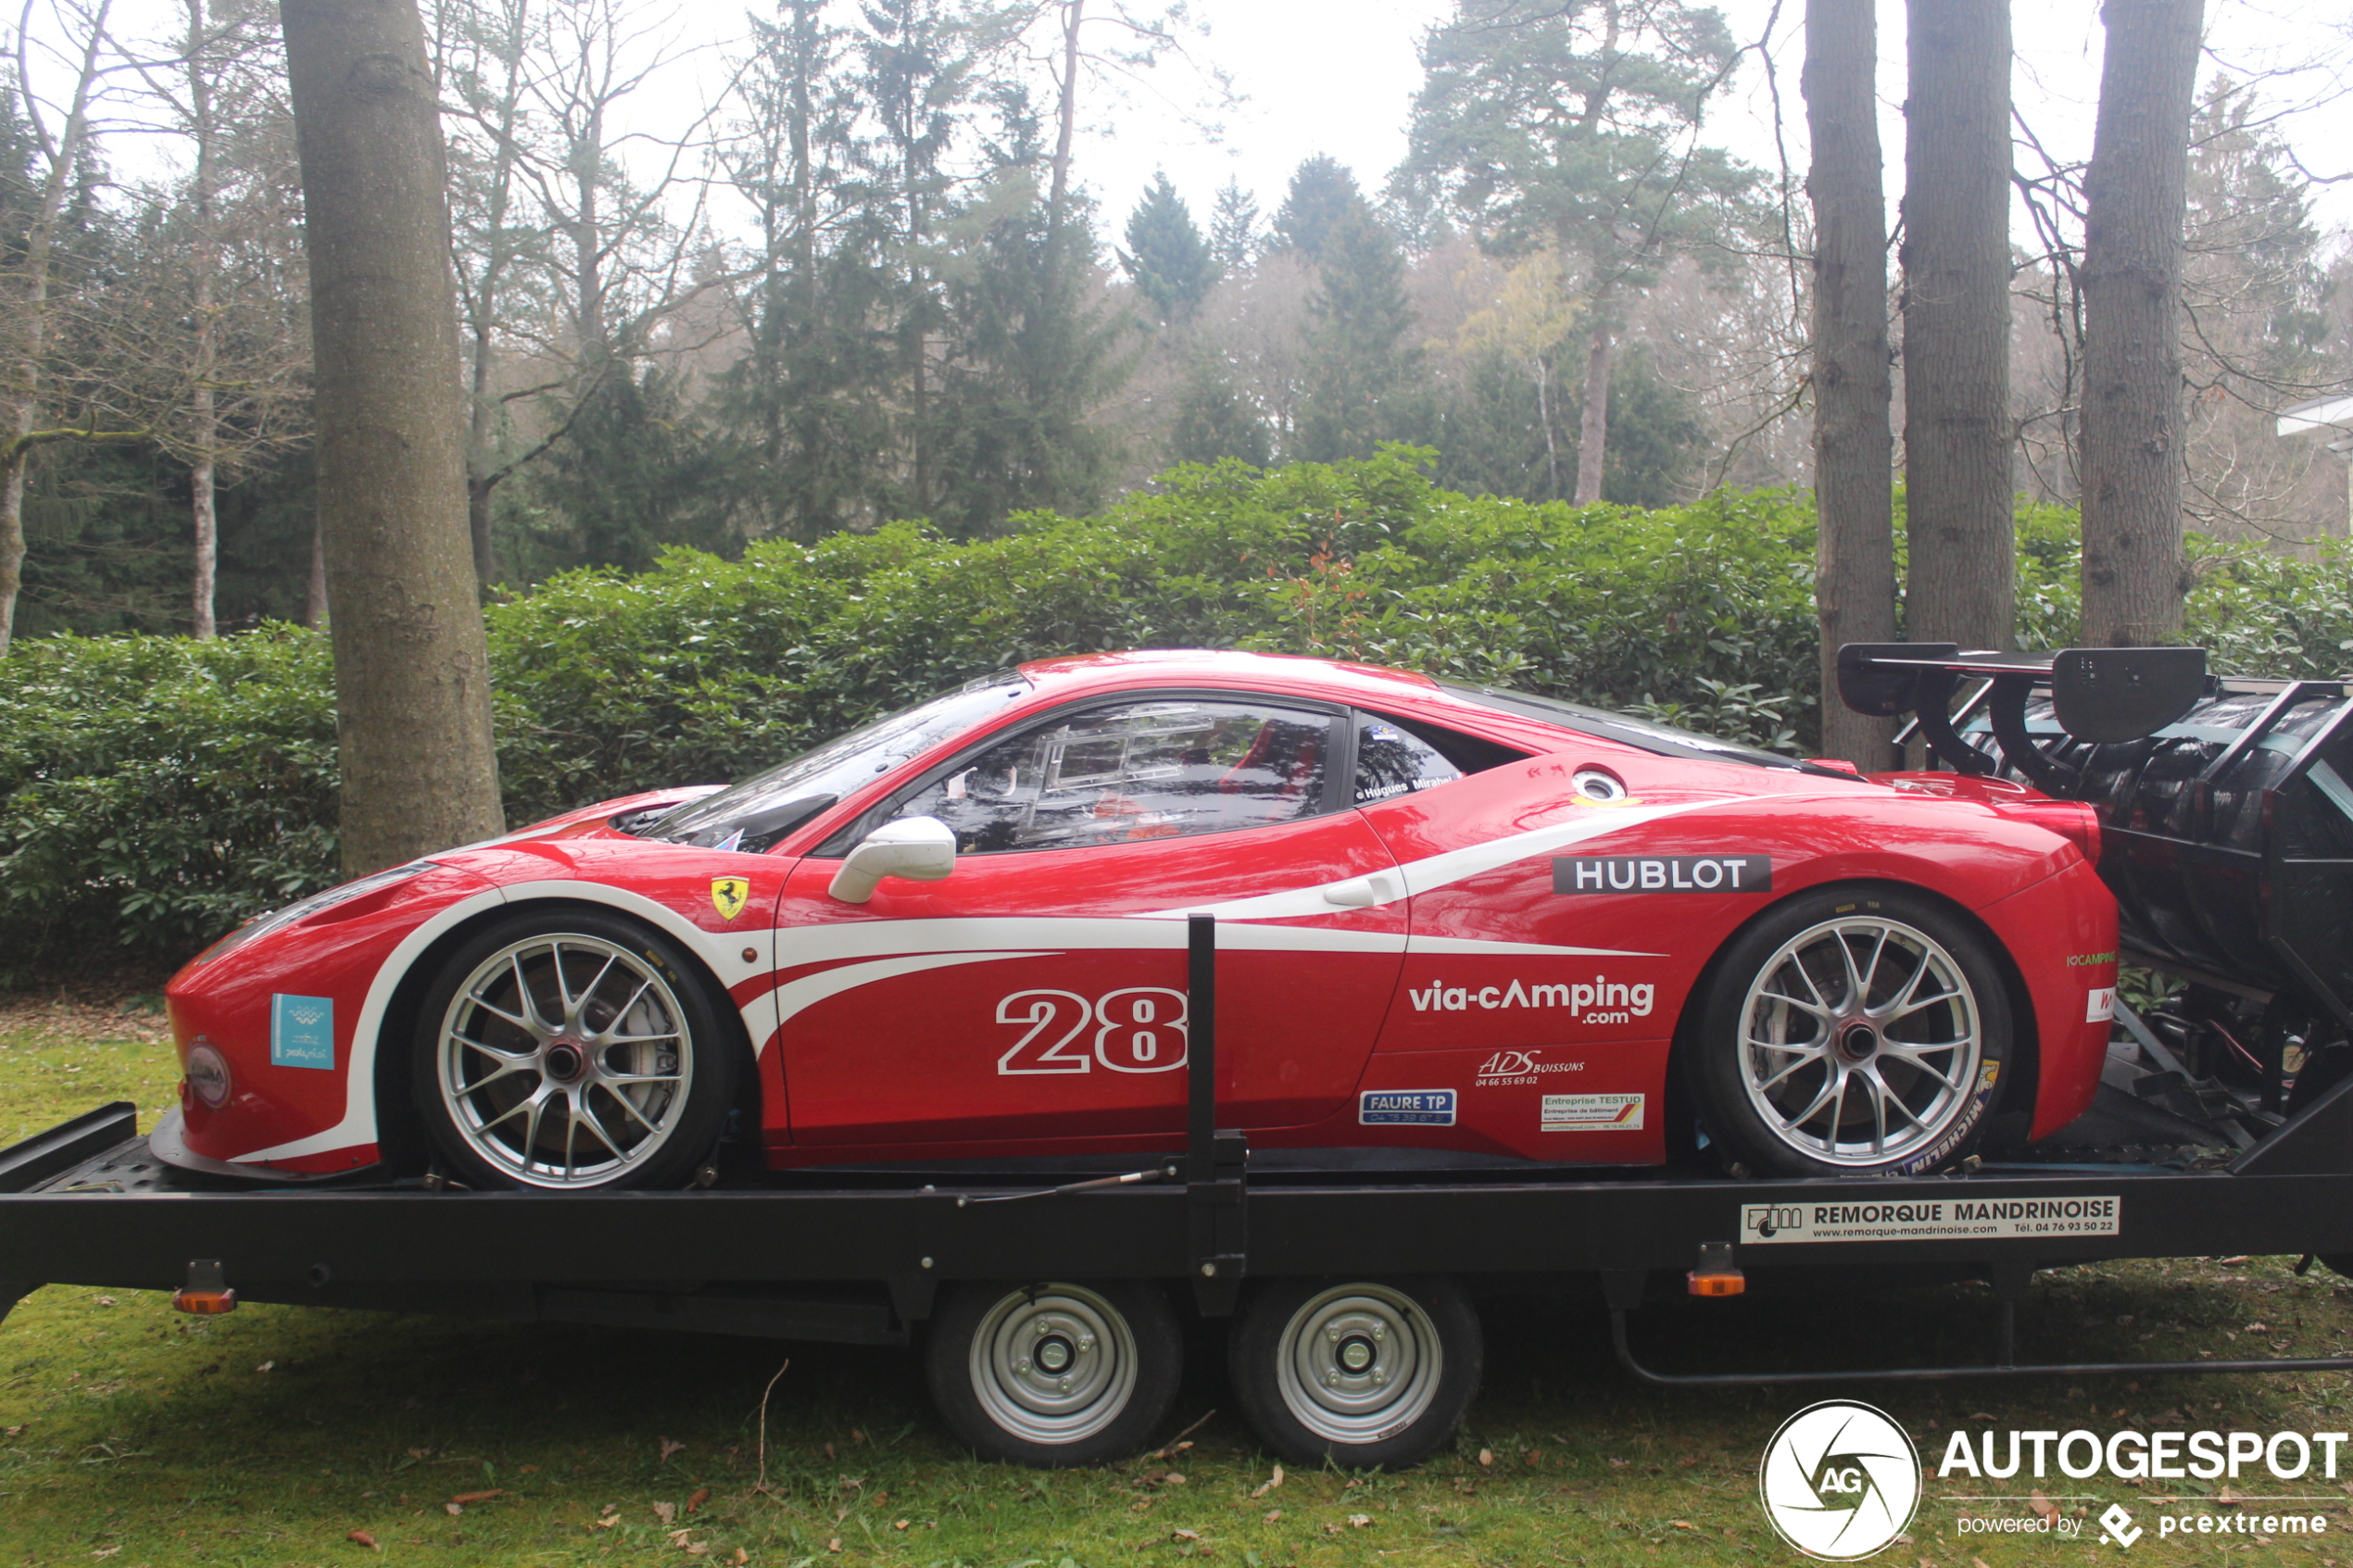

{"left": 4, "top": 450, "right": 2346, "bottom": 984}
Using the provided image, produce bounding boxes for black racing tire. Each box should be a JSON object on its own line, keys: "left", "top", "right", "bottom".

{"left": 925, "top": 1280, "right": 1184, "bottom": 1466}
{"left": 1687, "top": 885, "right": 2013, "bottom": 1178}
{"left": 1227, "top": 1276, "right": 1481, "bottom": 1472}
{"left": 410, "top": 909, "right": 738, "bottom": 1191}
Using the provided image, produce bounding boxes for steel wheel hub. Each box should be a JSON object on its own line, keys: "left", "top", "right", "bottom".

{"left": 969, "top": 1286, "right": 1137, "bottom": 1445}
{"left": 437, "top": 935, "right": 694, "bottom": 1188}
{"left": 1275, "top": 1285, "right": 1443, "bottom": 1443}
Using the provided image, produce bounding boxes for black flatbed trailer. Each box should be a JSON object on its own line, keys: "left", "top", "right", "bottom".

{"left": 14, "top": 917, "right": 2353, "bottom": 1467}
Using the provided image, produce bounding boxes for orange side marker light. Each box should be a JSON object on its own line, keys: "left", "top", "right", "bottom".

{"left": 1686, "top": 1240, "right": 1745, "bottom": 1298}
{"left": 172, "top": 1258, "right": 237, "bottom": 1315}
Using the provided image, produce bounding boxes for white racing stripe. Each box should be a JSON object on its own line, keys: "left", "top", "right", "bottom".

{"left": 234, "top": 792, "right": 1811, "bottom": 1163}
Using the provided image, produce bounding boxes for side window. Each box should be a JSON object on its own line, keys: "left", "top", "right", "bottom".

{"left": 1353, "top": 711, "right": 1466, "bottom": 804}
{"left": 890, "top": 698, "right": 1337, "bottom": 853}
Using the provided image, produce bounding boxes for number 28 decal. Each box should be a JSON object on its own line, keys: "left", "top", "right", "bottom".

{"left": 996, "top": 987, "right": 1189, "bottom": 1075}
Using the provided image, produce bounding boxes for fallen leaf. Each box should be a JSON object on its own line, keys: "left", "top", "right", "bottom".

{"left": 95, "top": 1296, "right": 115, "bottom": 1307}
{"left": 1973, "top": 1558, "right": 1995, "bottom": 1568}
{"left": 826, "top": 1537, "right": 842, "bottom": 1553}
{"left": 2218, "top": 1487, "right": 2245, "bottom": 1508}
{"left": 450, "top": 1489, "right": 504, "bottom": 1505}
{"left": 1607, "top": 1457, "right": 1630, "bottom": 1470}
{"left": 670, "top": 1529, "right": 694, "bottom": 1548}
{"left": 1164, "top": 1472, "right": 1188, "bottom": 1486}
{"left": 255, "top": 1361, "right": 275, "bottom": 1373}
{"left": 2029, "top": 1492, "right": 2057, "bottom": 1524}
{"left": 660, "top": 1437, "right": 687, "bottom": 1461}
{"left": 734, "top": 1551, "right": 749, "bottom": 1564}
{"left": 444, "top": 1503, "right": 463, "bottom": 1518}
{"left": 824, "top": 1442, "right": 836, "bottom": 1461}
{"left": 687, "top": 1488, "right": 711, "bottom": 1513}
{"left": 686, "top": 1548, "right": 710, "bottom": 1558}
{"left": 1477, "top": 1449, "right": 1493, "bottom": 1468}
{"left": 653, "top": 1500, "right": 678, "bottom": 1524}
{"left": 1347, "top": 1513, "right": 1372, "bottom": 1527}
{"left": 2218, "top": 1256, "right": 2252, "bottom": 1266}
{"left": 1174, "top": 1529, "right": 1202, "bottom": 1542}
{"left": 852, "top": 1428, "right": 865, "bottom": 1443}
{"left": 1263, "top": 1509, "right": 1280, "bottom": 1524}
{"left": 520, "top": 1463, "right": 540, "bottom": 1474}
{"left": 346, "top": 1529, "right": 380, "bottom": 1550}
{"left": 1250, "top": 1465, "right": 1286, "bottom": 1499}
{"left": 94, "top": 1549, "right": 121, "bottom": 1561}
{"left": 2249, "top": 1323, "right": 2271, "bottom": 1334}
{"left": 600, "top": 1503, "right": 621, "bottom": 1518}
{"left": 894, "top": 1520, "right": 910, "bottom": 1531}
{"left": 1670, "top": 1520, "right": 1697, "bottom": 1530}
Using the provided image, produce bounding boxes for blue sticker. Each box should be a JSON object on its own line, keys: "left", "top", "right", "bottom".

{"left": 271, "top": 994, "right": 335, "bottom": 1070}
{"left": 1359, "top": 1089, "right": 1456, "bottom": 1125}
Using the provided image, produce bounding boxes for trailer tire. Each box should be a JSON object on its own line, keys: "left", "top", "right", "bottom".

{"left": 1689, "top": 887, "right": 2012, "bottom": 1177}
{"left": 1227, "top": 1276, "right": 1480, "bottom": 1472}
{"left": 925, "top": 1281, "right": 1182, "bottom": 1467}
{"left": 411, "top": 910, "right": 738, "bottom": 1191}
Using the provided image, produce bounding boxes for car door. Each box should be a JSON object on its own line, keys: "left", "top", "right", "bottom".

{"left": 761, "top": 693, "right": 1407, "bottom": 1158}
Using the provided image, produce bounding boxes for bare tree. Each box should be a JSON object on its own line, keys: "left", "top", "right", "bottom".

{"left": 1806, "top": 0, "right": 1895, "bottom": 766}
{"left": 1901, "top": 0, "right": 2014, "bottom": 654}
{"left": 123, "top": 0, "right": 308, "bottom": 637}
{"left": 2080, "top": 0, "right": 2205, "bottom": 646}
{"left": 279, "top": 0, "right": 501, "bottom": 872}
{"left": 1, "top": 0, "right": 140, "bottom": 655}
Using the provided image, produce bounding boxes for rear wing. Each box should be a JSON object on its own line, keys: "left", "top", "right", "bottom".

{"left": 1836, "top": 643, "right": 2208, "bottom": 793}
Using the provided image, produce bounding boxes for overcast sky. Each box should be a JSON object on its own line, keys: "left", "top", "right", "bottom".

{"left": 1076, "top": 0, "right": 2353, "bottom": 243}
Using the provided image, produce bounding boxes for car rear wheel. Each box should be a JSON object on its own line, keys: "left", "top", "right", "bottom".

{"left": 412, "top": 910, "right": 737, "bottom": 1191}
{"left": 1227, "top": 1276, "right": 1481, "bottom": 1471}
{"left": 1689, "top": 887, "right": 2012, "bottom": 1177}
{"left": 925, "top": 1281, "right": 1183, "bottom": 1466}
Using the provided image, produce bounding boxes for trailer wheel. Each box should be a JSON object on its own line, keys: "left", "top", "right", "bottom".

{"left": 925, "top": 1281, "right": 1182, "bottom": 1466}
{"left": 1689, "top": 887, "right": 2012, "bottom": 1177}
{"left": 1227, "top": 1277, "right": 1480, "bottom": 1471}
{"left": 411, "top": 910, "right": 737, "bottom": 1190}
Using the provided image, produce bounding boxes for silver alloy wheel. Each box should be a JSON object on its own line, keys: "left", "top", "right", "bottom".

{"left": 435, "top": 934, "right": 695, "bottom": 1188}
{"left": 1736, "top": 915, "right": 1983, "bottom": 1167}
{"left": 967, "top": 1285, "right": 1139, "bottom": 1446}
{"left": 1273, "top": 1284, "right": 1444, "bottom": 1445}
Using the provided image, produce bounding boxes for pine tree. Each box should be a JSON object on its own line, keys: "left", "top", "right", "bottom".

{"left": 1209, "top": 178, "right": 1258, "bottom": 270}
{"left": 1170, "top": 360, "right": 1273, "bottom": 467}
{"left": 1295, "top": 202, "right": 1428, "bottom": 463}
{"left": 1119, "top": 171, "right": 1219, "bottom": 323}
{"left": 1405, "top": 0, "right": 1754, "bottom": 504}
{"left": 1269, "top": 156, "right": 1364, "bottom": 264}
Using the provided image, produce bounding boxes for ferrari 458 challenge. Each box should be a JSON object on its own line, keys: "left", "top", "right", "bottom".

{"left": 159, "top": 649, "right": 2120, "bottom": 1191}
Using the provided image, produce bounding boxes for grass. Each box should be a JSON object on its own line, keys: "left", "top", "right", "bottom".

{"left": 2, "top": 997, "right": 2352, "bottom": 1564}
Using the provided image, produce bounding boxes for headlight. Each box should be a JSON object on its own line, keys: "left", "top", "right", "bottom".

{"left": 192, "top": 862, "right": 433, "bottom": 965}
{"left": 184, "top": 1043, "right": 233, "bottom": 1110}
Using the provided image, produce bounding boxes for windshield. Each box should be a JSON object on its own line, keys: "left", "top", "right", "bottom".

{"left": 646, "top": 672, "right": 1033, "bottom": 851}
{"left": 1440, "top": 683, "right": 1847, "bottom": 776}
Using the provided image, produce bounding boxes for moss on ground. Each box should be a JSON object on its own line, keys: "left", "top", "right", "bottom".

{"left": 0, "top": 1000, "right": 2349, "bottom": 1564}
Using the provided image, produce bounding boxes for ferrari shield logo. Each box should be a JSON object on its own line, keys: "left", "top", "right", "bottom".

{"left": 711, "top": 877, "right": 751, "bottom": 921}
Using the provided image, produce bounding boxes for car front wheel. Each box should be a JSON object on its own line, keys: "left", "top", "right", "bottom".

{"left": 412, "top": 910, "right": 738, "bottom": 1190}
{"left": 1689, "top": 887, "right": 2013, "bottom": 1177}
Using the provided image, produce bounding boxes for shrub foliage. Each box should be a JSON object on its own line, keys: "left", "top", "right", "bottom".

{"left": 3, "top": 451, "right": 2345, "bottom": 982}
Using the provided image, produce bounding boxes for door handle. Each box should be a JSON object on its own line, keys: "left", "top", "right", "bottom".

{"left": 1321, "top": 873, "right": 1400, "bottom": 908}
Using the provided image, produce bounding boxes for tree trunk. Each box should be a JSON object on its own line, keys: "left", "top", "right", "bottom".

{"left": 1572, "top": 293, "right": 1612, "bottom": 506}
{"left": 1806, "top": 0, "right": 1897, "bottom": 768}
{"left": 2079, "top": 0, "right": 2204, "bottom": 647}
{"left": 1048, "top": 0, "right": 1082, "bottom": 237}
{"left": 0, "top": 3, "right": 111, "bottom": 657}
{"left": 280, "top": 0, "right": 503, "bottom": 876}
{"left": 1901, "top": 0, "right": 2014, "bottom": 654}
{"left": 187, "top": 0, "right": 221, "bottom": 639}
{"left": 306, "top": 514, "right": 327, "bottom": 627}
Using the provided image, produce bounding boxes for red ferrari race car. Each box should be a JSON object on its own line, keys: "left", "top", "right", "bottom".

{"left": 160, "top": 649, "right": 2118, "bottom": 1191}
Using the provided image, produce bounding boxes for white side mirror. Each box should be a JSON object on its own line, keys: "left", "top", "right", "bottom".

{"left": 828, "top": 816, "right": 958, "bottom": 904}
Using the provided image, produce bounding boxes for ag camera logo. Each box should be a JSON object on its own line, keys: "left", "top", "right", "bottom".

{"left": 1758, "top": 1399, "right": 1921, "bottom": 1561}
